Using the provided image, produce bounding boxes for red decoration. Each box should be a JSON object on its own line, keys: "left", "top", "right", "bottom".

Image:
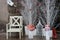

{"left": 27, "top": 24, "right": 35, "bottom": 31}
{"left": 52, "top": 27, "right": 57, "bottom": 38}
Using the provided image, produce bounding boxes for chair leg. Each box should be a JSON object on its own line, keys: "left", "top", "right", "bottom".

{"left": 10, "top": 32, "right": 11, "bottom": 37}
{"left": 19, "top": 32, "right": 21, "bottom": 39}
{"left": 6, "top": 32, "right": 8, "bottom": 39}
{"left": 22, "top": 31, "right": 23, "bottom": 36}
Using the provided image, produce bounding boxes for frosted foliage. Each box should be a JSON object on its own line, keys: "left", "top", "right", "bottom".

{"left": 39, "top": 0, "right": 58, "bottom": 27}
{"left": 21, "top": 0, "right": 37, "bottom": 25}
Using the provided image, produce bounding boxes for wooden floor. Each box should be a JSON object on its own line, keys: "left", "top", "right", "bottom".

{"left": 0, "top": 33, "right": 60, "bottom": 40}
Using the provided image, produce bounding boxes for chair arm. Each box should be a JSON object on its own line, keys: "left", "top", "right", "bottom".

{"left": 19, "top": 25, "right": 23, "bottom": 31}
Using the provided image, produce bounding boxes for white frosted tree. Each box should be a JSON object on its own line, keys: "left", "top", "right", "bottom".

{"left": 38, "top": 0, "right": 59, "bottom": 28}
{"left": 20, "top": 0, "right": 37, "bottom": 25}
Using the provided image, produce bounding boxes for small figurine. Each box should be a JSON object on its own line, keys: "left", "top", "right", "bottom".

{"left": 27, "top": 24, "right": 35, "bottom": 39}
{"left": 45, "top": 24, "right": 50, "bottom": 40}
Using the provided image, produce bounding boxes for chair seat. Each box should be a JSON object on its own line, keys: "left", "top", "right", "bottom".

{"left": 7, "top": 28, "right": 22, "bottom": 32}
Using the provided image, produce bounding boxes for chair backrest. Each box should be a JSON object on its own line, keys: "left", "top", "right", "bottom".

{"left": 9, "top": 16, "right": 23, "bottom": 27}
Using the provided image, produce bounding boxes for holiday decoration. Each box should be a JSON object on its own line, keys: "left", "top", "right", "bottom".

{"left": 45, "top": 24, "right": 50, "bottom": 40}
{"left": 37, "top": 0, "right": 59, "bottom": 38}
{"left": 26, "top": 24, "right": 35, "bottom": 39}
{"left": 20, "top": 0, "right": 37, "bottom": 39}
{"left": 27, "top": 24, "right": 35, "bottom": 31}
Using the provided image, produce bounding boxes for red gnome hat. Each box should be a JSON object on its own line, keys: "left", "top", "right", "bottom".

{"left": 27, "top": 24, "right": 35, "bottom": 31}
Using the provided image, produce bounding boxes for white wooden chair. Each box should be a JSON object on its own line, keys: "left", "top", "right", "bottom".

{"left": 6, "top": 16, "right": 23, "bottom": 39}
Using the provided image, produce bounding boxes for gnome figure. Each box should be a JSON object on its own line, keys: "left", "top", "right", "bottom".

{"left": 45, "top": 24, "right": 50, "bottom": 40}
{"left": 27, "top": 24, "right": 35, "bottom": 39}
